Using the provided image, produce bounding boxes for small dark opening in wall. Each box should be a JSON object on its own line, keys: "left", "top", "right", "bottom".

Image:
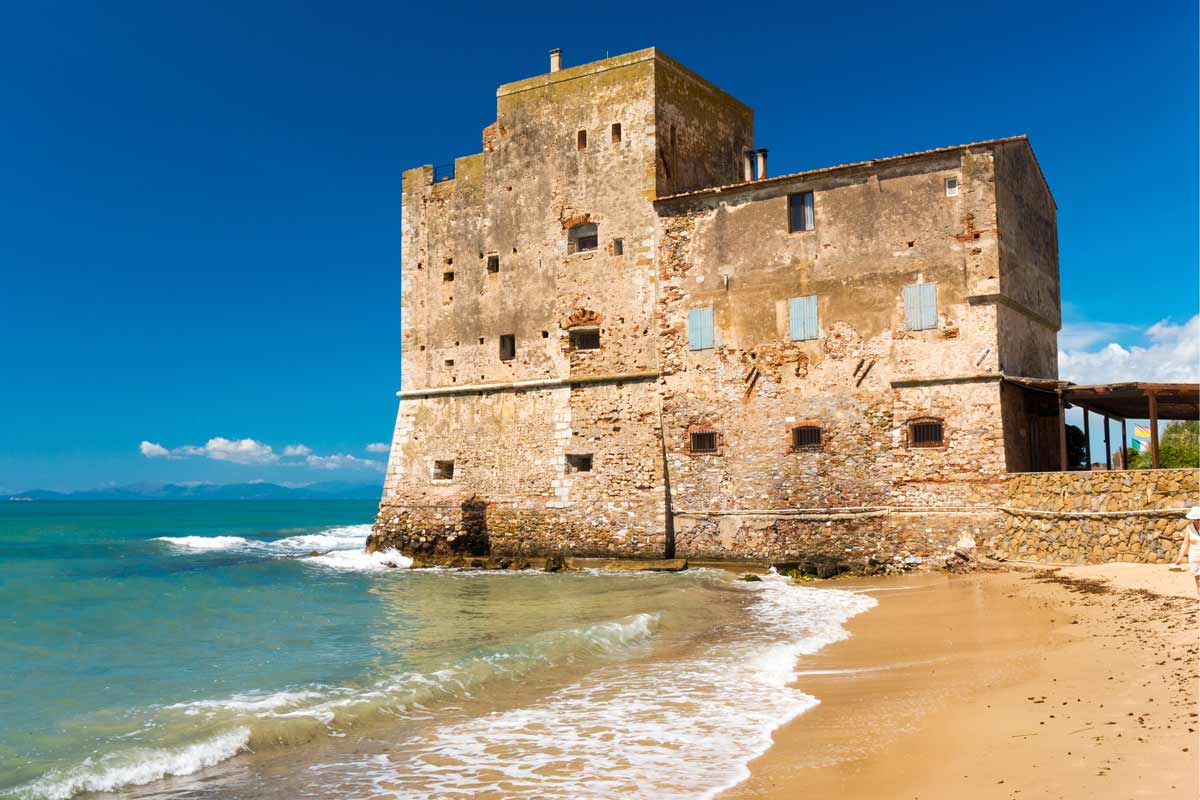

{"left": 611, "top": 123, "right": 622, "bottom": 143}
{"left": 612, "top": 238, "right": 624, "bottom": 256}
{"left": 541, "top": 330, "right": 549, "bottom": 338}
{"left": 909, "top": 419, "right": 944, "bottom": 447}
{"left": 569, "top": 328, "right": 601, "bottom": 350}
{"left": 566, "top": 453, "right": 593, "bottom": 473}
{"left": 568, "top": 222, "right": 598, "bottom": 254}
{"left": 690, "top": 430, "right": 718, "bottom": 454}
{"left": 419, "top": 345, "right": 426, "bottom": 351}
{"left": 444, "top": 359, "right": 454, "bottom": 367}
{"left": 446, "top": 257, "right": 453, "bottom": 265}
{"left": 478, "top": 337, "right": 485, "bottom": 345}
{"left": 499, "top": 334, "right": 516, "bottom": 361}
{"left": 417, "top": 262, "right": 423, "bottom": 270}
{"left": 907, "top": 240, "right": 915, "bottom": 248}
{"left": 433, "top": 460, "right": 454, "bottom": 480}
{"left": 792, "top": 425, "right": 822, "bottom": 449}
{"left": 443, "top": 271, "right": 454, "bottom": 282}
{"left": 577, "top": 129, "right": 587, "bottom": 150}
{"left": 486, "top": 254, "right": 500, "bottom": 273}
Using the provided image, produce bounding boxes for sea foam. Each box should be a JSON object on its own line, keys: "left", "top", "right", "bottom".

{"left": 310, "top": 574, "right": 876, "bottom": 800}
{"left": 13, "top": 729, "right": 250, "bottom": 800}
{"left": 154, "top": 524, "right": 411, "bottom": 570}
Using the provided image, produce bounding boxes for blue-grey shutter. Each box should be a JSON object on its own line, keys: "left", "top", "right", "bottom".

{"left": 688, "top": 307, "right": 714, "bottom": 350}
{"left": 903, "top": 284, "right": 922, "bottom": 330}
{"left": 788, "top": 297, "right": 804, "bottom": 340}
{"left": 920, "top": 282, "right": 937, "bottom": 330}
{"left": 789, "top": 296, "right": 819, "bottom": 340}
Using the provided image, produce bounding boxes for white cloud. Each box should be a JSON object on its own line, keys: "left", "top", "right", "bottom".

{"left": 201, "top": 437, "right": 278, "bottom": 465}
{"left": 365, "top": 442, "right": 390, "bottom": 453}
{"left": 139, "top": 441, "right": 169, "bottom": 458}
{"left": 137, "top": 437, "right": 385, "bottom": 473}
{"left": 1058, "top": 315, "right": 1200, "bottom": 385}
{"left": 306, "top": 453, "right": 386, "bottom": 472}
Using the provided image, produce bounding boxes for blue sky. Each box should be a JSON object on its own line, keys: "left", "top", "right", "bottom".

{"left": 1, "top": 1, "right": 1196, "bottom": 491}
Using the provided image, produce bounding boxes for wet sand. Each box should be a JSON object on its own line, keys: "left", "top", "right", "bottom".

{"left": 722, "top": 566, "right": 1199, "bottom": 800}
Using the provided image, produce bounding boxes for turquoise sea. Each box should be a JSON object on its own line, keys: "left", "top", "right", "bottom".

{"left": 0, "top": 501, "right": 874, "bottom": 799}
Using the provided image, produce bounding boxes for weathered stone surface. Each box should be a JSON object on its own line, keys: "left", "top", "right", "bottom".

{"left": 369, "top": 47, "right": 1066, "bottom": 569}
{"left": 991, "top": 468, "right": 1199, "bottom": 564}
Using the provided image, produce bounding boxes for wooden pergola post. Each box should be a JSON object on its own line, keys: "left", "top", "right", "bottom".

{"left": 1057, "top": 391, "right": 1068, "bottom": 471}
{"left": 1082, "top": 407, "right": 1092, "bottom": 468}
{"left": 1121, "top": 419, "right": 1128, "bottom": 469}
{"left": 1103, "top": 413, "right": 1112, "bottom": 470}
{"left": 1148, "top": 389, "right": 1160, "bottom": 469}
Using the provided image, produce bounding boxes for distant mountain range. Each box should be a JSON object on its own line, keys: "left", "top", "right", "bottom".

{"left": 8, "top": 480, "right": 383, "bottom": 501}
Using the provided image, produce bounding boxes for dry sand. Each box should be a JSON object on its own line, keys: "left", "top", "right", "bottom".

{"left": 721, "top": 565, "right": 1199, "bottom": 800}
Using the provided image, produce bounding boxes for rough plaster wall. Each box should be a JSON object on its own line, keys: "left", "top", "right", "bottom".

{"left": 399, "top": 55, "right": 662, "bottom": 392}
{"left": 653, "top": 54, "right": 754, "bottom": 196}
{"left": 995, "top": 140, "right": 1060, "bottom": 378}
{"left": 654, "top": 156, "right": 1007, "bottom": 514}
{"left": 380, "top": 53, "right": 674, "bottom": 557}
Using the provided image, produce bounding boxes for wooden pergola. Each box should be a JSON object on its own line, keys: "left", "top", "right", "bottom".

{"left": 1004, "top": 378, "right": 1200, "bottom": 470}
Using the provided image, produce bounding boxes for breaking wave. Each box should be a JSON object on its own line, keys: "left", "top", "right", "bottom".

{"left": 3, "top": 612, "right": 660, "bottom": 800}
{"left": 155, "top": 524, "right": 412, "bottom": 571}
{"left": 312, "top": 575, "right": 876, "bottom": 799}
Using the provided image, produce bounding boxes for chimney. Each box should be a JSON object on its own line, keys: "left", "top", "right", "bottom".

{"left": 549, "top": 48, "right": 562, "bottom": 73}
{"left": 743, "top": 151, "right": 755, "bottom": 182}
{"left": 756, "top": 148, "right": 768, "bottom": 180}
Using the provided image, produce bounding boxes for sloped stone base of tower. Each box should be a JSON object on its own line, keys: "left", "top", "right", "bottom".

{"left": 368, "top": 499, "right": 489, "bottom": 556}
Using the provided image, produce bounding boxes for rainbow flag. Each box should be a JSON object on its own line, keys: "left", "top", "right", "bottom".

{"left": 1131, "top": 424, "right": 1152, "bottom": 452}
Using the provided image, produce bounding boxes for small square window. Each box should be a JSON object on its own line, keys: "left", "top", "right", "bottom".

{"left": 541, "top": 330, "right": 549, "bottom": 338}
{"left": 945, "top": 177, "right": 959, "bottom": 197}
{"left": 486, "top": 254, "right": 500, "bottom": 273}
{"left": 908, "top": 419, "right": 944, "bottom": 448}
{"left": 569, "top": 328, "right": 601, "bottom": 350}
{"left": 567, "top": 222, "right": 598, "bottom": 254}
{"left": 577, "top": 129, "right": 587, "bottom": 150}
{"left": 792, "top": 425, "right": 822, "bottom": 450}
{"left": 690, "top": 430, "right": 718, "bottom": 454}
{"left": 611, "top": 123, "right": 622, "bottom": 143}
{"left": 443, "top": 271, "right": 454, "bottom": 282}
{"left": 788, "top": 192, "right": 814, "bottom": 232}
{"left": 433, "top": 460, "right": 454, "bottom": 480}
{"left": 612, "top": 238, "right": 624, "bottom": 256}
{"left": 444, "top": 359, "right": 454, "bottom": 367}
{"left": 566, "top": 453, "right": 593, "bottom": 473}
{"left": 499, "top": 334, "right": 516, "bottom": 361}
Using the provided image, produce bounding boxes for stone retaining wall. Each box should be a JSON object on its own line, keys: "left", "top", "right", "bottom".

{"left": 994, "top": 468, "right": 1198, "bottom": 564}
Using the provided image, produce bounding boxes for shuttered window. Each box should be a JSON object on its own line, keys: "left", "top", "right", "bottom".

{"left": 903, "top": 282, "right": 938, "bottom": 331}
{"left": 687, "top": 307, "right": 715, "bottom": 351}
{"left": 788, "top": 295, "right": 819, "bottom": 341}
{"left": 788, "top": 191, "right": 814, "bottom": 232}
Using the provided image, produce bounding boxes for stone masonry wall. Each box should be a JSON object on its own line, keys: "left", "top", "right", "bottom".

{"left": 994, "top": 468, "right": 1199, "bottom": 564}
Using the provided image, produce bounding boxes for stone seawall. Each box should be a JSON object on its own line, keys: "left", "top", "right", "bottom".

{"left": 672, "top": 508, "right": 996, "bottom": 572}
{"left": 994, "top": 469, "right": 1199, "bottom": 564}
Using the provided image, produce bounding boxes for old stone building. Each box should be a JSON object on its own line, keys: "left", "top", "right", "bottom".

{"left": 370, "top": 47, "right": 1067, "bottom": 566}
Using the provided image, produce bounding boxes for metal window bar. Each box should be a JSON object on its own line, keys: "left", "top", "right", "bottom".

{"left": 909, "top": 421, "right": 944, "bottom": 447}
{"left": 792, "top": 426, "right": 822, "bottom": 449}
{"left": 690, "top": 430, "right": 718, "bottom": 453}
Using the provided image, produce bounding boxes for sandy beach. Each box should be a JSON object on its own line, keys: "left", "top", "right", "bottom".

{"left": 722, "top": 565, "right": 1199, "bottom": 799}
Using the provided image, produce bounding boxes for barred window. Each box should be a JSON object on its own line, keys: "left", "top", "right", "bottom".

{"left": 792, "top": 425, "right": 822, "bottom": 450}
{"left": 690, "top": 430, "right": 719, "bottom": 454}
{"left": 908, "top": 419, "right": 944, "bottom": 448}
{"left": 569, "top": 328, "right": 600, "bottom": 350}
